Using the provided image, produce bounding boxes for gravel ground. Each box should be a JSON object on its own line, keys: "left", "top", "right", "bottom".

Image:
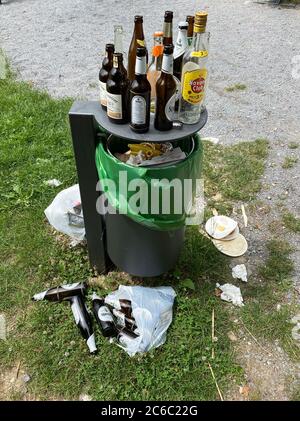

{"left": 1, "top": 0, "right": 300, "bottom": 399}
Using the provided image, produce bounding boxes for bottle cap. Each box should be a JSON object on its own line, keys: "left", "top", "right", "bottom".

{"left": 163, "top": 44, "right": 174, "bottom": 55}
{"left": 164, "top": 11, "right": 173, "bottom": 22}
{"left": 178, "top": 21, "right": 188, "bottom": 30}
{"left": 194, "top": 11, "right": 208, "bottom": 33}
{"left": 105, "top": 43, "right": 115, "bottom": 52}
{"left": 134, "top": 15, "right": 143, "bottom": 23}
{"left": 136, "top": 46, "right": 147, "bottom": 57}
{"left": 154, "top": 31, "right": 164, "bottom": 37}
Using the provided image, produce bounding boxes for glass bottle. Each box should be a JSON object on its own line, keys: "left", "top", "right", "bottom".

{"left": 186, "top": 15, "right": 195, "bottom": 46}
{"left": 114, "top": 25, "right": 127, "bottom": 66}
{"left": 128, "top": 15, "right": 147, "bottom": 81}
{"left": 129, "top": 46, "right": 151, "bottom": 133}
{"left": 163, "top": 11, "right": 173, "bottom": 46}
{"left": 178, "top": 12, "right": 209, "bottom": 124}
{"left": 92, "top": 293, "right": 116, "bottom": 338}
{"left": 32, "top": 282, "right": 87, "bottom": 302}
{"left": 147, "top": 31, "right": 164, "bottom": 113}
{"left": 173, "top": 21, "right": 189, "bottom": 82}
{"left": 154, "top": 44, "right": 177, "bottom": 131}
{"left": 99, "top": 43, "right": 115, "bottom": 110}
{"left": 106, "top": 53, "right": 129, "bottom": 124}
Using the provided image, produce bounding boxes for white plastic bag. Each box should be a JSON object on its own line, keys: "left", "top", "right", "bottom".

{"left": 44, "top": 184, "right": 85, "bottom": 240}
{"left": 105, "top": 285, "right": 176, "bottom": 356}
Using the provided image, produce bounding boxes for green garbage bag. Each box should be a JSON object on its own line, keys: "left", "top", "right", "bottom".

{"left": 95, "top": 134, "right": 203, "bottom": 231}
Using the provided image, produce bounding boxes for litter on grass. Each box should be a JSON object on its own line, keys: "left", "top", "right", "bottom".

{"left": 216, "top": 283, "right": 244, "bottom": 307}
{"left": 232, "top": 264, "right": 248, "bottom": 283}
{"left": 44, "top": 179, "right": 62, "bottom": 187}
{"left": 44, "top": 184, "right": 85, "bottom": 240}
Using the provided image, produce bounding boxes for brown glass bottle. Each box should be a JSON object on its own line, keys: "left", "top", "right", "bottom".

{"left": 163, "top": 11, "right": 173, "bottom": 46}
{"left": 106, "top": 53, "right": 129, "bottom": 124}
{"left": 154, "top": 44, "right": 176, "bottom": 131}
{"left": 186, "top": 15, "right": 195, "bottom": 46}
{"left": 129, "top": 47, "right": 151, "bottom": 133}
{"left": 99, "top": 43, "right": 115, "bottom": 110}
{"left": 128, "top": 15, "right": 147, "bottom": 81}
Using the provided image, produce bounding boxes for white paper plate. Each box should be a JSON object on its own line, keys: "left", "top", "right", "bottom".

{"left": 205, "top": 216, "right": 238, "bottom": 240}
{"left": 212, "top": 234, "right": 248, "bottom": 257}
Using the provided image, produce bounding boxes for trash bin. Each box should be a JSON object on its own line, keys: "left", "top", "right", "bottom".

{"left": 95, "top": 134, "right": 203, "bottom": 277}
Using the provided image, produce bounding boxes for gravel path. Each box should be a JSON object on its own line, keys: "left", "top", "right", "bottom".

{"left": 1, "top": 0, "right": 300, "bottom": 399}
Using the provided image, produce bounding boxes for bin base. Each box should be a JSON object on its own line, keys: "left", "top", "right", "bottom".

{"left": 105, "top": 212, "right": 185, "bottom": 277}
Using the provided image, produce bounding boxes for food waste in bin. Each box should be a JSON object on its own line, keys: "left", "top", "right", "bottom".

{"left": 114, "top": 141, "right": 186, "bottom": 167}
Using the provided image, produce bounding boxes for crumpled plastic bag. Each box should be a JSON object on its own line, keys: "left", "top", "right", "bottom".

{"left": 44, "top": 184, "right": 85, "bottom": 240}
{"left": 216, "top": 283, "right": 244, "bottom": 307}
{"left": 105, "top": 285, "right": 176, "bottom": 356}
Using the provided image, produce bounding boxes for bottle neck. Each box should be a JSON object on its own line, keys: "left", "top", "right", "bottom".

{"left": 114, "top": 29, "right": 123, "bottom": 54}
{"left": 134, "top": 22, "right": 145, "bottom": 43}
{"left": 174, "top": 29, "right": 188, "bottom": 59}
{"left": 192, "top": 30, "right": 208, "bottom": 53}
{"left": 161, "top": 53, "right": 173, "bottom": 75}
{"left": 135, "top": 55, "right": 147, "bottom": 76}
{"left": 163, "top": 21, "right": 173, "bottom": 44}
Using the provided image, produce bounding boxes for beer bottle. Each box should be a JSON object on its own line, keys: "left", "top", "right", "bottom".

{"left": 69, "top": 295, "right": 97, "bottom": 354}
{"left": 186, "top": 15, "right": 195, "bottom": 46}
{"left": 92, "top": 293, "right": 116, "bottom": 338}
{"left": 147, "top": 31, "right": 164, "bottom": 113}
{"left": 119, "top": 299, "right": 133, "bottom": 318}
{"left": 154, "top": 44, "right": 177, "bottom": 131}
{"left": 128, "top": 15, "right": 147, "bottom": 81}
{"left": 163, "top": 11, "right": 173, "bottom": 46}
{"left": 99, "top": 44, "right": 115, "bottom": 110}
{"left": 129, "top": 47, "right": 151, "bottom": 133}
{"left": 173, "top": 22, "right": 189, "bottom": 82}
{"left": 112, "top": 309, "right": 138, "bottom": 332}
{"left": 106, "top": 53, "right": 129, "bottom": 124}
{"left": 32, "top": 282, "right": 87, "bottom": 302}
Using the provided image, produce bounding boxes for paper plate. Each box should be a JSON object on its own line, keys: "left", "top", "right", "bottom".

{"left": 221, "top": 225, "right": 240, "bottom": 241}
{"left": 205, "top": 216, "right": 238, "bottom": 240}
{"left": 212, "top": 234, "right": 248, "bottom": 257}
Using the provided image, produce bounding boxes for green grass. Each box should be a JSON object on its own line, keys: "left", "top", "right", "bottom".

{"left": 0, "top": 64, "right": 294, "bottom": 401}
{"left": 225, "top": 83, "right": 247, "bottom": 93}
{"left": 282, "top": 156, "right": 298, "bottom": 169}
{"left": 282, "top": 212, "right": 300, "bottom": 233}
{"left": 241, "top": 240, "right": 300, "bottom": 360}
{"left": 288, "top": 142, "right": 299, "bottom": 150}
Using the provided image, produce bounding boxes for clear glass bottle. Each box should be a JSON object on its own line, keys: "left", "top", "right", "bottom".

{"left": 114, "top": 25, "right": 127, "bottom": 67}
{"left": 178, "top": 12, "right": 209, "bottom": 124}
{"left": 147, "top": 31, "right": 164, "bottom": 113}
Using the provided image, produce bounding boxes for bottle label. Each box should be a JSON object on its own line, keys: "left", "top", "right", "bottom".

{"left": 162, "top": 54, "right": 173, "bottom": 74}
{"left": 163, "top": 22, "right": 172, "bottom": 38}
{"left": 135, "top": 56, "right": 147, "bottom": 75}
{"left": 131, "top": 95, "right": 146, "bottom": 125}
{"left": 107, "top": 93, "right": 123, "bottom": 119}
{"left": 137, "top": 39, "right": 145, "bottom": 47}
{"left": 98, "top": 306, "right": 114, "bottom": 323}
{"left": 174, "top": 30, "right": 188, "bottom": 60}
{"left": 182, "top": 68, "right": 207, "bottom": 105}
{"left": 99, "top": 81, "right": 107, "bottom": 106}
{"left": 191, "top": 50, "right": 208, "bottom": 58}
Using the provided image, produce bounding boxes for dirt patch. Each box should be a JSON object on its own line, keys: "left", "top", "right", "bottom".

{"left": 0, "top": 363, "right": 34, "bottom": 401}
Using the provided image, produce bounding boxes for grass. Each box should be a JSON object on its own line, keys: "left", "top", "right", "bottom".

{"left": 225, "top": 83, "right": 247, "bottom": 93}
{"left": 241, "top": 239, "right": 300, "bottom": 360}
{"left": 288, "top": 142, "right": 299, "bottom": 150}
{"left": 0, "top": 64, "right": 296, "bottom": 401}
{"left": 282, "top": 212, "right": 300, "bottom": 233}
{"left": 282, "top": 156, "right": 298, "bottom": 169}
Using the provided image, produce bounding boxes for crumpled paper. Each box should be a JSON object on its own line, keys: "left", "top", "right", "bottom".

{"left": 216, "top": 283, "right": 244, "bottom": 307}
{"left": 232, "top": 264, "right": 248, "bottom": 283}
